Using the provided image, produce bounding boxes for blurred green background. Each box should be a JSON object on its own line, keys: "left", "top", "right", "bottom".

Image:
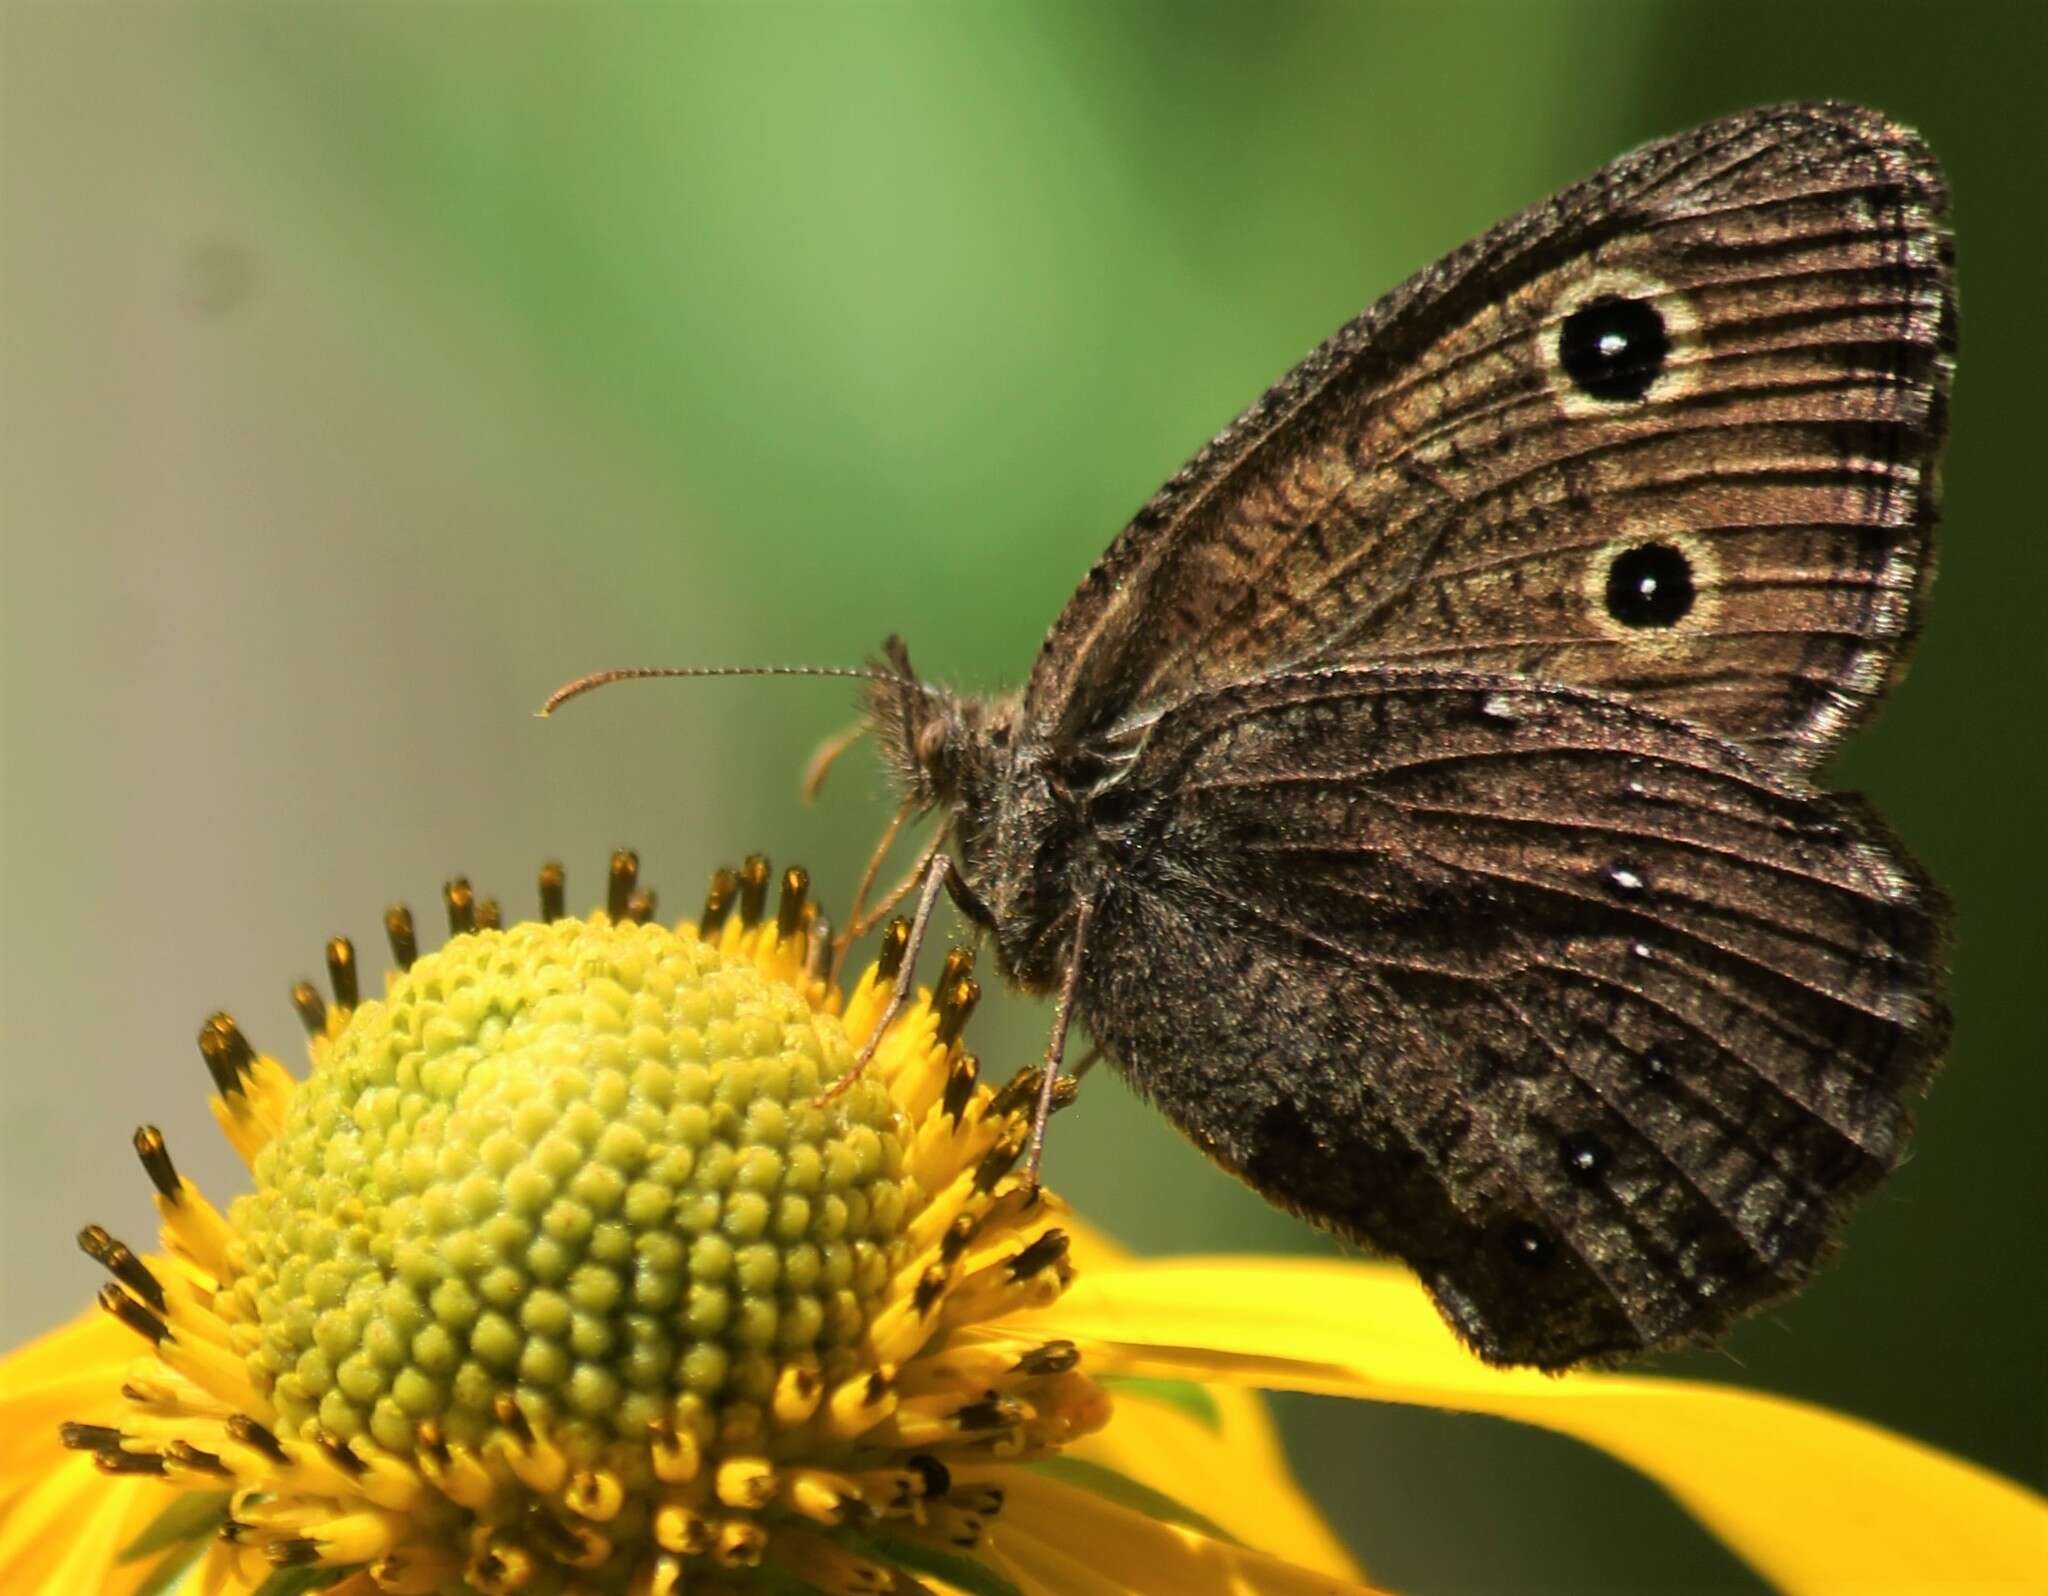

{"left": 3, "top": 3, "right": 2041, "bottom": 1590}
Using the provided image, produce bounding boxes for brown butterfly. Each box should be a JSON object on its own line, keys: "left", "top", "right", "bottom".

{"left": 561, "top": 102, "right": 1956, "bottom": 1368}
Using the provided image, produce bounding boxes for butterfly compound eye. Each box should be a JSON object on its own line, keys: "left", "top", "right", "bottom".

{"left": 1558, "top": 293, "right": 1669, "bottom": 401}
{"left": 916, "top": 718, "right": 951, "bottom": 770}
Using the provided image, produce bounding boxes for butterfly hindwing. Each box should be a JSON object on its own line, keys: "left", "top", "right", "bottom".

{"left": 1073, "top": 668, "right": 1948, "bottom": 1365}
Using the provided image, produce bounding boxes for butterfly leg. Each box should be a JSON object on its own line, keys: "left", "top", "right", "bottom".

{"left": 817, "top": 838, "right": 959, "bottom": 1102}
{"left": 833, "top": 800, "right": 914, "bottom": 978}
{"left": 1023, "top": 898, "right": 1094, "bottom": 1188}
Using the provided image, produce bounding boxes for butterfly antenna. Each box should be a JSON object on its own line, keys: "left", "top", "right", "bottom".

{"left": 537, "top": 663, "right": 892, "bottom": 718}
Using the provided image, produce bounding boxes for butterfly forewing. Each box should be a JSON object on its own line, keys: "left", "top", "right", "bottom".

{"left": 1024, "top": 103, "right": 1953, "bottom": 774}
{"left": 1073, "top": 670, "right": 1947, "bottom": 1366}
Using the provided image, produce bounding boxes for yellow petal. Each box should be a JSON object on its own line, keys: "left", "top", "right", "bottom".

{"left": 0, "top": 1310, "right": 230, "bottom": 1595}
{"left": 1072, "top": 1382, "right": 1362, "bottom": 1583}
{"left": 0, "top": 1441, "right": 215, "bottom": 1596}
{"left": 0, "top": 1309, "right": 135, "bottom": 1410}
{"left": 987, "top": 1467, "right": 1389, "bottom": 1595}
{"left": 1056, "top": 1216, "right": 1362, "bottom": 1580}
{"left": 0, "top": 1311, "right": 136, "bottom": 1489}
{"left": 1061, "top": 1212, "right": 1134, "bottom": 1273}
{"left": 1019, "top": 1257, "right": 2048, "bottom": 1594}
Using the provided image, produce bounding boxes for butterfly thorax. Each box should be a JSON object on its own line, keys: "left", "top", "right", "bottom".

{"left": 866, "top": 637, "right": 1106, "bottom": 993}
{"left": 952, "top": 737, "right": 1117, "bottom": 993}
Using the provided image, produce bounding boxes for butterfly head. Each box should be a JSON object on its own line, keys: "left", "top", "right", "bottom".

{"left": 866, "top": 636, "right": 1018, "bottom": 821}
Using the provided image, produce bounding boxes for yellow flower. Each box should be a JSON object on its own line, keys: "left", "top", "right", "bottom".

{"left": 0, "top": 853, "right": 1367, "bottom": 1596}
{"left": 2, "top": 852, "right": 2042, "bottom": 1595}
